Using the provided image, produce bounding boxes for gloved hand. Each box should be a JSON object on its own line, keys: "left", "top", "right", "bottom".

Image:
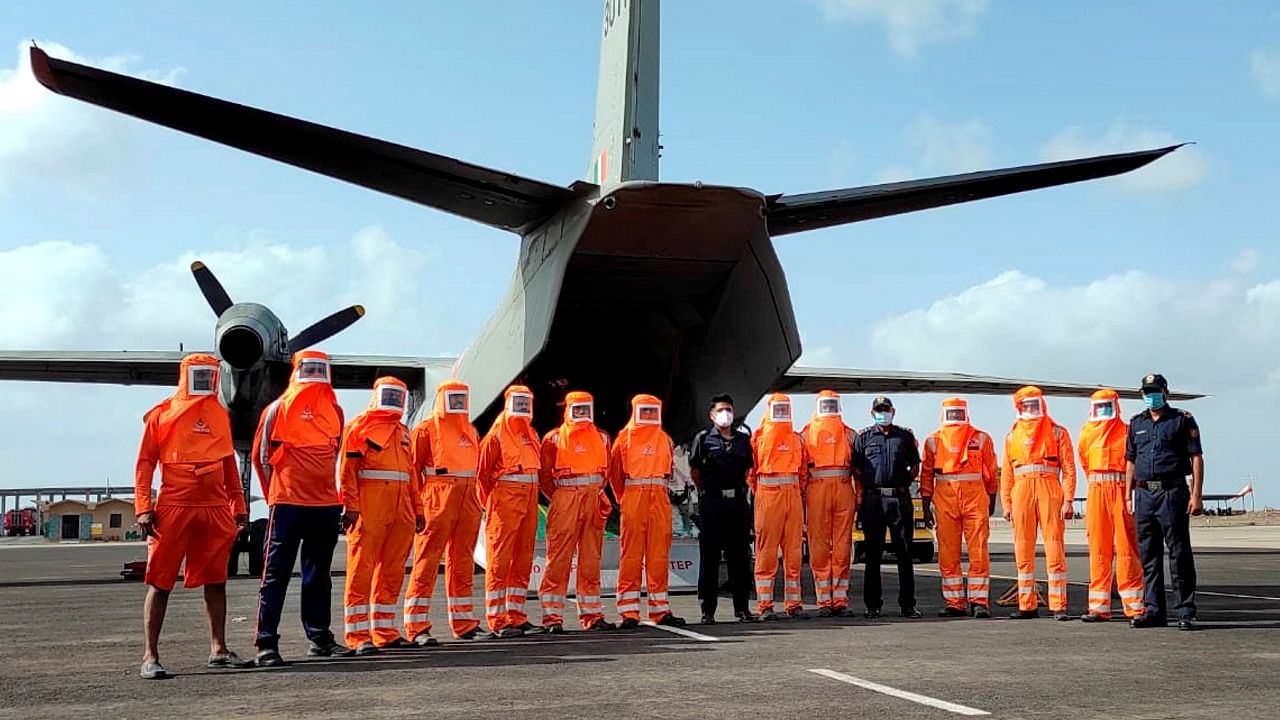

{"left": 136, "top": 511, "right": 158, "bottom": 539}
{"left": 1061, "top": 502, "right": 1074, "bottom": 520}
{"left": 922, "top": 505, "right": 935, "bottom": 529}
{"left": 341, "top": 511, "right": 360, "bottom": 533}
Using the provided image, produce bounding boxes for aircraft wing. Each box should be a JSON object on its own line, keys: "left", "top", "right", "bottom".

{"left": 28, "top": 47, "right": 578, "bottom": 234}
{"left": 766, "top": 146, "right": 1184, "bottom": 236}
{"left": 0, "top": 350, "right": 456, "bottom": 395}
{"left": 772, "top": 367, "right": 1204, "bottom": 401}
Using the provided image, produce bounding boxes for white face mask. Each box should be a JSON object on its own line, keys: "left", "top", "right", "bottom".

{"left": 713, "top": 409, "right": 734, "bottom": 429}
{"left": 188, "top": 366, "right": 217, "bottom": 396}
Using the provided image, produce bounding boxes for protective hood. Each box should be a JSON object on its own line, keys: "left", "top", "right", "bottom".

{"left": 755, "top": 392, "right": 802, "bottom": 474}
{"left": 938, "top": 396, "right": 977, "bottom": 461}
{"left": 804, "top": 390, "right": 850, "bottom": 468}
{"left": 147, "top": 353, "right": 234, "bottom": 462}
{"left": 426, "top": 379, "right": 479, "bottom": 469}
{"left": 617, "top": 394, "right": 672, "bottom": 478}
{"left": 554, "top": 390, "right": 607, "bottom": 474}
{"left": 346, "top": 376, "right": 408, "bottom": 450}
{"left": 1079, "top": 388, "right": 1125, "bottom": 471}
{"left": 271, "top": 350, "right": 342, "bottom": 448}
{"left": 1011, "top": 385, "right": 1055, "bottom": 459}
{"left": 486, "top": 385, "right": 540, "bottom": 468}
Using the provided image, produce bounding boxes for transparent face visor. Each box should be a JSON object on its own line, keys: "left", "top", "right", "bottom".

{"left": 1090, "top": 400, "right": 1117, "bottom": 421}
{"left": 1018, "top": 397, "right": 1044, "bottom": 419}
{"left": 508, "top": 393, "right": 533, "bottom": 418}
{"left": 770, "top": 401, "right": 792, "bottom": 423}
{"left": 943, "top": 406, "right": 968, "bottom": 425}
{"left": 376, "top": 386, "right": 406, "bottom": 413}
{"left": 636, "top": 404, "right": 661, "bottom": 425}
{"left": 445, "top": 390, "right": 469, "bottom": 414}
{"left": 187, "top": 365, "right": 217, "bottom": 396}
{"left": 296, "top": 359, "right": 330, "bottom": 384}
{"left": 569, "top": 402, "right": 594, "bottom": 423}
{"left": 816, "top": 397, "right": 841, "bottom": 417}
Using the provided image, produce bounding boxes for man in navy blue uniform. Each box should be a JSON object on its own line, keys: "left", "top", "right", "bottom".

{"left": 1126, "top": 373, "right": 1204, "bottom": 631}
{"left": 852, "top": 396, "right": 923, "bottom": 620}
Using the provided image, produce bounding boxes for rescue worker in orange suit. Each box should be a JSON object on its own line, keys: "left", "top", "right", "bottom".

{"left": 477, "top": 385, "right": 543, "bottom": 638}
{"left": 749, "top": 393, "right": 811, "bottom": 620}
{"left": 1001, "top": 386, "right": 1077, "bottom": 621}
{"left": 800, "top": 391, "right": 856, "bottom": 617}
{"left": 251, "top": 350, "right": 352, "bottom": 667}
{"left": 538, "top": 391, "right": 617, "bottom": 633}
{"left": 1079, "top": 389, "right": 1144, "bottom": 622}
{"left": 609, "top": 394, "right": 687, "bottom": 628}
{"left": 920, "top": 398, "right": 998, "bottom": 619}
{"left": 339, "top": 377, "right": 425, "bottom": 654}
{"left": 134, "top": 353, "right": 253, "bottom": 680}
{"left": 403, "top": 380, "right": 485, "bottom": 645}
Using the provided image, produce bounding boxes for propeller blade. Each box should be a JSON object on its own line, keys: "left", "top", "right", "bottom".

{"left": 190, "top": 261, "right": 234, "bottom": 315}
{"left": 287, "top": 305, "right": 365, "bottom": 354}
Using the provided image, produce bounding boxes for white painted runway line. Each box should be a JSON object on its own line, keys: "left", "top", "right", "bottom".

{"left": 642, "top": 621, "right": 719, "bottom": 642}
{"left": 808, "top": 668, "right": 991, "bottom": 716}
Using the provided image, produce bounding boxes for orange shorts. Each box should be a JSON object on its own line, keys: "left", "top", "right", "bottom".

{"left": 145, "top": 505, "right": 238, "bottom": 591}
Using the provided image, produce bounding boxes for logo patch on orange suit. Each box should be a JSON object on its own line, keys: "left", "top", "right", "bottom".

{"left": 458, "top": 437, "right": 473, "bottom": 448}
{"left": 778, "top": 442, "right": 791, "bottom": 452}
{"left": 301, "top": 406, "right": 314, "bottom": 421}
{"left": 193, "top": 418, "right": 210, "bottom": 434}
{"left": 642, "top": 444, "right": 656, "bottom": 456}
{"left": 574, "top": 442, "right": 588, "bottom": 454}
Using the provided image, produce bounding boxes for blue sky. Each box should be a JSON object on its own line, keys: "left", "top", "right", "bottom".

{"left": 1, "top": 0, "right": 1277, "bottom": 509}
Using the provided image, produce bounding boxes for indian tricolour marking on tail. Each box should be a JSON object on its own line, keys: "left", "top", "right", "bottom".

{"left": 586, "top": 0, "right": 659, "bottom": 187}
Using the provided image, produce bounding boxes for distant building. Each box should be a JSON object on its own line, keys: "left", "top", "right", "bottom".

{"left": 42, "top": 498, "right": 139, "bottom": 542}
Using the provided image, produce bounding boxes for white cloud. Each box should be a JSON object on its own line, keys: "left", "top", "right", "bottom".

{"left": 0, "top": 42, "right": 182, "bottom": 196}
{"left": 1040, "top": 120, "right": 1206, "bottom": 193}
{"left": 817, "top": 0, "right": 990, "bottom": 58}
{"left": 1233, "top": 248, "right": 1260, "bottom": 275}
{"left": 1250, "top": 47, "right": 1280, "bottom": 100}
{"left": 875, "top": 114, "right": 993, "bottom": 182}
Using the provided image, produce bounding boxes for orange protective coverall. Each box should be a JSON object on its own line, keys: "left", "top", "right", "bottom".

{"left": 538, "top": 391, "right": 613, "bottom": 629}
{"left": 134, "top": 353, "right": 244, "bottom": 592}
{"left": 800, "top": 391, "right": 856, "bottom": 612}
{"left": 921, "top": 398, "right": 998, "bottom": 610}
{"left": 750, "top": 393, "right": 810, "bottom": 615}
{"left": 476, "top": 385, "right": 542, "bottom": 633}
{"left": 251, "top": 350, "right": 344, "bottom": 508}
{"left": 340, "top": 377, "right": 423, "bottom": 649}
{"left": 1001, "top": 386, "right": 1077, "bottom": 613}
{"left": 609, "top": 395, "right": 676, "bottom": 622}
{"left": 1079, "top": 389, "right": 1144, "bottom": 619}
{"left": 404, "top": 380, "right": 483, "bottom": 640}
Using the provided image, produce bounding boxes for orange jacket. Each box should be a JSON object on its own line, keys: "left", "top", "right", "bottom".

{"left": 1078, "top": 389, "right": 1127, "bottom": 475}
{"left": 921, "top": 398, "right": 998, "bottom": 496}
{"left": 339, "top": 377, "right": 422, "bottom": 521}
{"left": 476, "top": 385, "right": 542, "bottom": 505}
{"left": 539, "top": 391, "right": 611, "bottom": 499}
{"left": 749, "top": 393, "right": 810, "bottom": 492}
{"left": 251, "top": 350, "right": 344, "bottom": 507}
{"left": 134, "top": 354, "right": 244, "bottom": 515}
{"left": 801, "top": 390, "right": 854, "bottom": 471}
{"left": 411, "top": 380, "right": 480, "bottom": 479}
{"left": 608, "top": 394, "right": 674, "bottom": 499}
{"left": 1000, "top": 387, "right": 1077, "bottom": 511}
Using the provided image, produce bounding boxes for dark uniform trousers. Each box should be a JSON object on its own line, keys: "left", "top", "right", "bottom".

{"left": 861, "top": 488, "right": 916, "bottom": 611}
{"left": 697, "top": 492, "right": 753, "bottom": 616}
{"left": 1134, "top": 482, "right": 1197, "bottom": 619}
{"left": 255, "top": 504, "right": 343, "bottom": 649}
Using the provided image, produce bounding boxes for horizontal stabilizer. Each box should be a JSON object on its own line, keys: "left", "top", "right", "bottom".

{"left": 766, "top": 146, "right": 1184, "bottom": 236}
{"left": 29, "top": 47, "right": 576, "bottom": 233}
{"left": 773, "top": 367, "right": 1203, "bottom": 400}
{"left": 0, "top": 350, "right": 455, "bottom": 392}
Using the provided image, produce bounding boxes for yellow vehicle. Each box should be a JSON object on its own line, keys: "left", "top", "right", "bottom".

{"left": 852, "top": 486, "right": 935, "bottom": 564}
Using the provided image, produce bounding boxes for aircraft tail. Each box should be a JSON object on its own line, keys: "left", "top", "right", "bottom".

{"left": 587, "top": 0, "right": 660, "bottom": 186}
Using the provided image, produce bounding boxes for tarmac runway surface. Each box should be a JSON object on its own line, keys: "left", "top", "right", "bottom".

{"left": 2, "top": 526, "right": 1278, "bottom": 720}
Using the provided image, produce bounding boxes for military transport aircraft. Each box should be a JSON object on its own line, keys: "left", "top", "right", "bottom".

{"left": 2, "top": 1, "right": 1193, "bottom": 494}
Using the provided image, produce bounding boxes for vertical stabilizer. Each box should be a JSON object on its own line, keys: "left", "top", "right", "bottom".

{"left": 587, "top": 0, "right": 659, "bottom": 186}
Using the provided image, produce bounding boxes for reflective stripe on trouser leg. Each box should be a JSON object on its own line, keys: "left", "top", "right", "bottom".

{"left": 781, "top": 488, "right": 804, "bottom": 611}
{"left": 647, "top": 591, "right": 670, "bottom": 618}
{"left": 966, "top": 575, "right": 989, "bottom": 606}
{"left": 1011, "top": 478, "right": 1042, "bottom": 612}
{"left": 941, "top": 575, "right": 966, "bottom": 608}
{"left": 616, "top": 490, "right": 647, "bottom": 620}
{"left": 1087, "top": 590, "right": 1112, "bottom": 617}
{"left": 540, "top": 487, "right": 587, "bottom": 627}
{"left": 644, "top": 491, "right": 673, "bottom": 621}
{"left": 343, "top": 520, "right": 378, "bottom": 648}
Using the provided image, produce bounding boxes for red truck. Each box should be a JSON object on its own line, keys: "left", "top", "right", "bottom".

{"left": 4, "top": 508, "right": 42, "bottom": 537}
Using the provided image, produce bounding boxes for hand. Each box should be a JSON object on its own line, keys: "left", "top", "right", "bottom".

{"left": 1188, "top": 494, "right": 1204, "bottom": 516}
{"left": 341, "top": 511, "right": 360, "bottom": 533}
{"left": 922, "top": 506, "right": 935, "bottom": 529}
{"left": 1002, "top": 509, "right": 1012, "bottom": 523}
{"left": 415, "top": 515, "right": 427, "bottom": 534}
{"left": 1061, "top": 503, "right": 1074, "bottom": 520}
{"left": 1125, "top": 491, "right": 1135, "bottom": 516}
{"left": 136, "top": 511, "right": 158, "bottom": 539}
{"left": 234, "top": 513, "right": 249, "bottom": 530}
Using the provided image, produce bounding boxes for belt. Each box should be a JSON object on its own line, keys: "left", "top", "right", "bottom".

{"left": 810, "top": 468, "right": 850, "bottom": 480}
{"left": 555, "top": 473, "right": 604, "bottom": 488}
{"left": 498, "top": 473, "right": 538, "bottom": 484}
{"left": 702, "top": 488, "right": 745, "bottom": 500}
{"left": 936, "top": 472, "right": 982, "bottom": 482}
{"left": 1013, "top": 463, "right": 1060, "bottom": 476}
{"left": 423, "top": 468, "right": 477, "bottom": 478}
{"left": 1138, "top": 479, "right": 1185, "bottom": 491}
{"left": 757, "top": 474, "right": 799, "bottom": 487}
{"left": 1087, "top": 472, "right": 1125, "bottom": 483}
{"left": 356, "top": 469, "right": 410, "bottom": 482}
{"left": 624, "top": 477, "right": 667, "bottom": 487}
{"left": 862, "top": 486, "right": 910, "bottom": 497}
